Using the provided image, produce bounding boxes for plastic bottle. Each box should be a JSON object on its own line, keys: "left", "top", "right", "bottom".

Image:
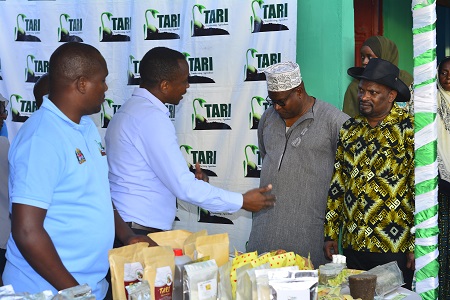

{"left": 173, "top": 248, "right": 192, "bottom": 300}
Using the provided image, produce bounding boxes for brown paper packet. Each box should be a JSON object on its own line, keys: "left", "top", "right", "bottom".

{"left": 108, "top": 242, "right": 149, "bottom": 300}
{"left": 135, "top": 246, "right": 175, "bottom": 300}
{"left": 148, "top": 229, "right": 192, "bottom": 249}
{"left": 183, "top": 229, "right": 208, "bottom": 260}
{"left": 195, "top": 233, "right": 229, "bottom": 267}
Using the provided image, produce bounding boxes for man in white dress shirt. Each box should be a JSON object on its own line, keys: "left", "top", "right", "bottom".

{"left": 106, "top": 47, "right": 276, "bottom": 237}
{"left": 0, "top": 94, "right": 10, "bottom": 284}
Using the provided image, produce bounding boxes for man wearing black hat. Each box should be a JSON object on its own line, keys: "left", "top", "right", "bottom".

{"left": 323, "top": 58, "right": 415, "bottom": 289}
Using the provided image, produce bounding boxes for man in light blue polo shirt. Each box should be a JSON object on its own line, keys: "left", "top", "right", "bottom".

{"left": 3, "top": 42, "right": 154, "bottom": 299}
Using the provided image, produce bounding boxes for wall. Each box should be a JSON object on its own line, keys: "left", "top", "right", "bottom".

{"left": 0, "top": 0, "right": 298, "bottom": 253}
{"left": 302, "top": 0, "right": 415, "bottom": 108}
{"left": 383, "top": 0, "right": 414, "bottom": 75}
{"left": 296, "top": 0, "right": 355, "bottom": 110}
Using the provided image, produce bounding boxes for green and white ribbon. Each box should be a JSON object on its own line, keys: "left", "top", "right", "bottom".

{"left": 412, "top": 0, "right": 439, "bottom": 298}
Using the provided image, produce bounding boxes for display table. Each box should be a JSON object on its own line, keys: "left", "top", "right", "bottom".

{"left": 339, "top": 286, "right": 421, "bottom": 300}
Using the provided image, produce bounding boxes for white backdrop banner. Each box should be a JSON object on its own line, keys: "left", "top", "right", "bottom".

{"left": 0, "top": 0, "right": 297, "bottom": 252}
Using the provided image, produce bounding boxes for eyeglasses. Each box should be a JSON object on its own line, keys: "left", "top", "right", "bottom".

{"left": 265, "top": 87, "right": 298, "bottom": 107}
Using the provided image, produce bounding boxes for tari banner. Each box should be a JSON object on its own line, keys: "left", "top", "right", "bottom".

{"left": 0, "top": 0, "right": 297, "bottom": 252}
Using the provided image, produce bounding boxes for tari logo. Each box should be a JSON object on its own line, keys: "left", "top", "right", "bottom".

{"left": 249, "top": 96, "right": 270, "bottom": 129}
{"left": 100, "top": 98, "right": 121, "bottom": 128}
{"left": 127, "top": 55, "right": 140, "bottom": 86}
{"left": 244, "top": 48, "right": 282, "bottom": 81}
{"left": 58, "top": 14, "right": 83, "bottom": 42}
{"left": 25, "top": 55, "right": 48, "bottom": 83}
{"left": 180, "top": 144, "right": 217, "bottom": 177}
{"left": 243, "top": 144, "right": 262, "bottom": 178}
{"left": 99, "top": 12, "right": 131, "bottom": 42}
{"left": 192, "top": 98, "right": 231, "bottom": 130}
{"left": 191, "top": 4, "right": 229, "bottom": 36}
{"left": 165, "top": 104, "right": 176, "bottom": 121}
{"left": 14, "top": 14, "right": 41, "bottom": 42}
{"left": 183, "top": 52, "right": 215, "bottom": 84}
{"left": 9, "top": 94, "right": 37, "bottom": 122}
{"left": 143, "top": 8, "right": 180, "bottom": 40}
{"left": 251, "top": 1, "right": 289, "bottom": 33}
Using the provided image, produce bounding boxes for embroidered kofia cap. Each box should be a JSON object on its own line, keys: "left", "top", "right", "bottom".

{"left": 264, "top": 61, "right": 302, "bottom": 92}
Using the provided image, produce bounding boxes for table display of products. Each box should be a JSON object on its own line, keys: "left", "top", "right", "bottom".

{"left": 108, "top": 229, "right": 317, "bottom": 300}
{"left": 317, "top": 261, "right": 421, "bottom": 300}
{"left": 107, "top": 229, "right": 424, "bottom": 300}
{"left": 0, "top": 284, "right": 95, "bottom": 300}
{"left": 1, "top": 229, "right": 422, "bottom": 300}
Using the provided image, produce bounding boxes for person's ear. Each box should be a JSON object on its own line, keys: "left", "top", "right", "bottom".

{"left": 388, "top": 90, "right": 397, "bottom": 103}
{"left": 295, "top": 84, "right": 304, "bottom": 98}
{"left": 160, "top": 79, "right": 169, "bottom": 94}
{"left": 76, "top": 76, "right": 87, "bottom": 94}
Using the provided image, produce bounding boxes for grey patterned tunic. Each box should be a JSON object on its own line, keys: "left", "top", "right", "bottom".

{"left": 247, "top": 99, "right": 349, "bottom": 268}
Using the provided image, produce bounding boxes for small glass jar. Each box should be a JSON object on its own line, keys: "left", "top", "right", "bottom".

{"left": 326, "top": 262, "right": 347, "bottom": 270}
{"left": 319, "top": 264, "right": 344, "bottom": 286}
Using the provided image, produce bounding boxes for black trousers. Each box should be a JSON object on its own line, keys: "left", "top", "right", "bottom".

{"left": 0, "top": 248, "right": 6, "bottom": 286}
{"left": 343, "top": 248, "right": 414, "bottom": 290}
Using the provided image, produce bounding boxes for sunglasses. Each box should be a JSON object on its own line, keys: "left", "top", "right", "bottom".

{"left": 265, "top": 87, "right": 298, "bottom": 107}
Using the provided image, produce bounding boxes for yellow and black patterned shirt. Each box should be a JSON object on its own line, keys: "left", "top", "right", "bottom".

{"left": 324, "top": 104, "right": 415, "bottom": 253}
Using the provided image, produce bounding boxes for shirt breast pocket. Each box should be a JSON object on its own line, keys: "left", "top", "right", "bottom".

{"left": 377, "top": 141, "right": 407, "bottom": 180}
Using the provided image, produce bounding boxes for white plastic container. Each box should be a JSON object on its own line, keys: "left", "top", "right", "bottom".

{"left": 173, "top": 248, "right": 192, "bottom": 300}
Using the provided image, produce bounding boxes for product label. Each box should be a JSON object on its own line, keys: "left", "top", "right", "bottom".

{"left": 197, "top": 279, "right": 217, "bottom": 300}
{"left": 154, "top": 266, "right": 173, "bottom": 300}
{"left": 124, "top": 262, "right": 144, "bottom": 298}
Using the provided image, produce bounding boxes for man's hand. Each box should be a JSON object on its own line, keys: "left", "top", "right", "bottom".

{"left": 406, "top": 252, "right": 415, "bottom": 270}
{"left": 241, "top": 184, "right": 275, "bottom": 212}
{"left": 195, "top": 162, "right": 209, "bottom": 182}
{"left": 323, "top": 240, "right": 339, "bottom": 260}
{"left": 124, "top": 234, "right": 158, "bottom": 247}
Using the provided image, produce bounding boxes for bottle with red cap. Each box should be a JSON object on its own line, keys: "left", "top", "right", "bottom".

{"left": 173, "top": 248, "right": 192, "bottom": 300}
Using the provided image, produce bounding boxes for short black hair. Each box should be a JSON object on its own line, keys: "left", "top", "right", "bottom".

{"left": 33, "top": 72, "right": 49, "bottom": 109}
{"left": 139, "top": 47, "right": 186, "bottom": 87}
{"left": 49, "top": 42, "right": 105, "bottom": 87}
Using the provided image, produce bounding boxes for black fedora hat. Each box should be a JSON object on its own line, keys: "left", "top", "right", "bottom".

{"left": 347, "top": 58, "right": 410, "bottom": 102}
